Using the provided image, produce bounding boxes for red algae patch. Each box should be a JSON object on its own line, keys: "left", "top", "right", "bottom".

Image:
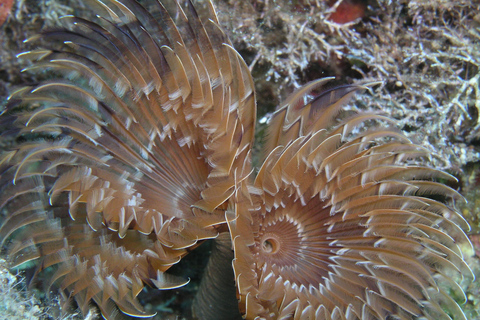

{"left": 0, "top": 0, "right": 14, "bottom": 27}
{"left": 328, "top": 0, "right": 367, "bottom": 24}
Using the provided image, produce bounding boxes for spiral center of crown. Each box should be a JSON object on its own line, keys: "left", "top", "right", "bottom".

{"left": 256, "top": 215, "right": 305, "bottom": 267}
{"left": 254, "top": 204, "right": 333, "bottom": 287}
{"left": 261, "top": 235, "right": 281, "bottom": 254}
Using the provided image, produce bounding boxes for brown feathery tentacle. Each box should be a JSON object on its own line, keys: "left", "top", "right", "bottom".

{"left": 0, "top": 0, "right": 255, "bottom": 318}
{"left": 228, "top": 81, "right": 473, "bottom": 320}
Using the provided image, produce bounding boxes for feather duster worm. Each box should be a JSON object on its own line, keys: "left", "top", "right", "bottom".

{"left": 227, "top": 79, "right": 474, "bottom": 319}
{"left": 0, "top": 0, "right": 473, "bottom": 319}
{"left": 0, "top": 0, "right": 254, "bottom": 318}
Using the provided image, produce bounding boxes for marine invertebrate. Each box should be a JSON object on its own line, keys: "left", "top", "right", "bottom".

{"left": 0, "top": 0, "right": 254, "bottom": 317}
{"left": 0, "top": 0, "right": 474, "bottom": 319}
{"left": 228, "top": 80, "right": 474, "bottom": 319}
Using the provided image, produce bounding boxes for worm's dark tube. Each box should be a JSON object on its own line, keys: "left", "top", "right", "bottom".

{"left": 192, "top": 232, "right": 242, "bottom": 320}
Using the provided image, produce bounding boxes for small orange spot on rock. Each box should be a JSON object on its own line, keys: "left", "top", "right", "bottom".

{"left": 328, "top": 0, "right": 367, "bottom": 24}
{"left": 0, "top": 0, "right": 14, "bottom": 27}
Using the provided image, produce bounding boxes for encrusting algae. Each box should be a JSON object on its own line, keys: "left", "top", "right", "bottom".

{"left": 0, "top": 0, "right": 477, "bottom": 319}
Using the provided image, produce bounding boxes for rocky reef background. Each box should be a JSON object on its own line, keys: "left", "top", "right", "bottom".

{"left": 1, "top": 0, "right": 479, "bottom": 319}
